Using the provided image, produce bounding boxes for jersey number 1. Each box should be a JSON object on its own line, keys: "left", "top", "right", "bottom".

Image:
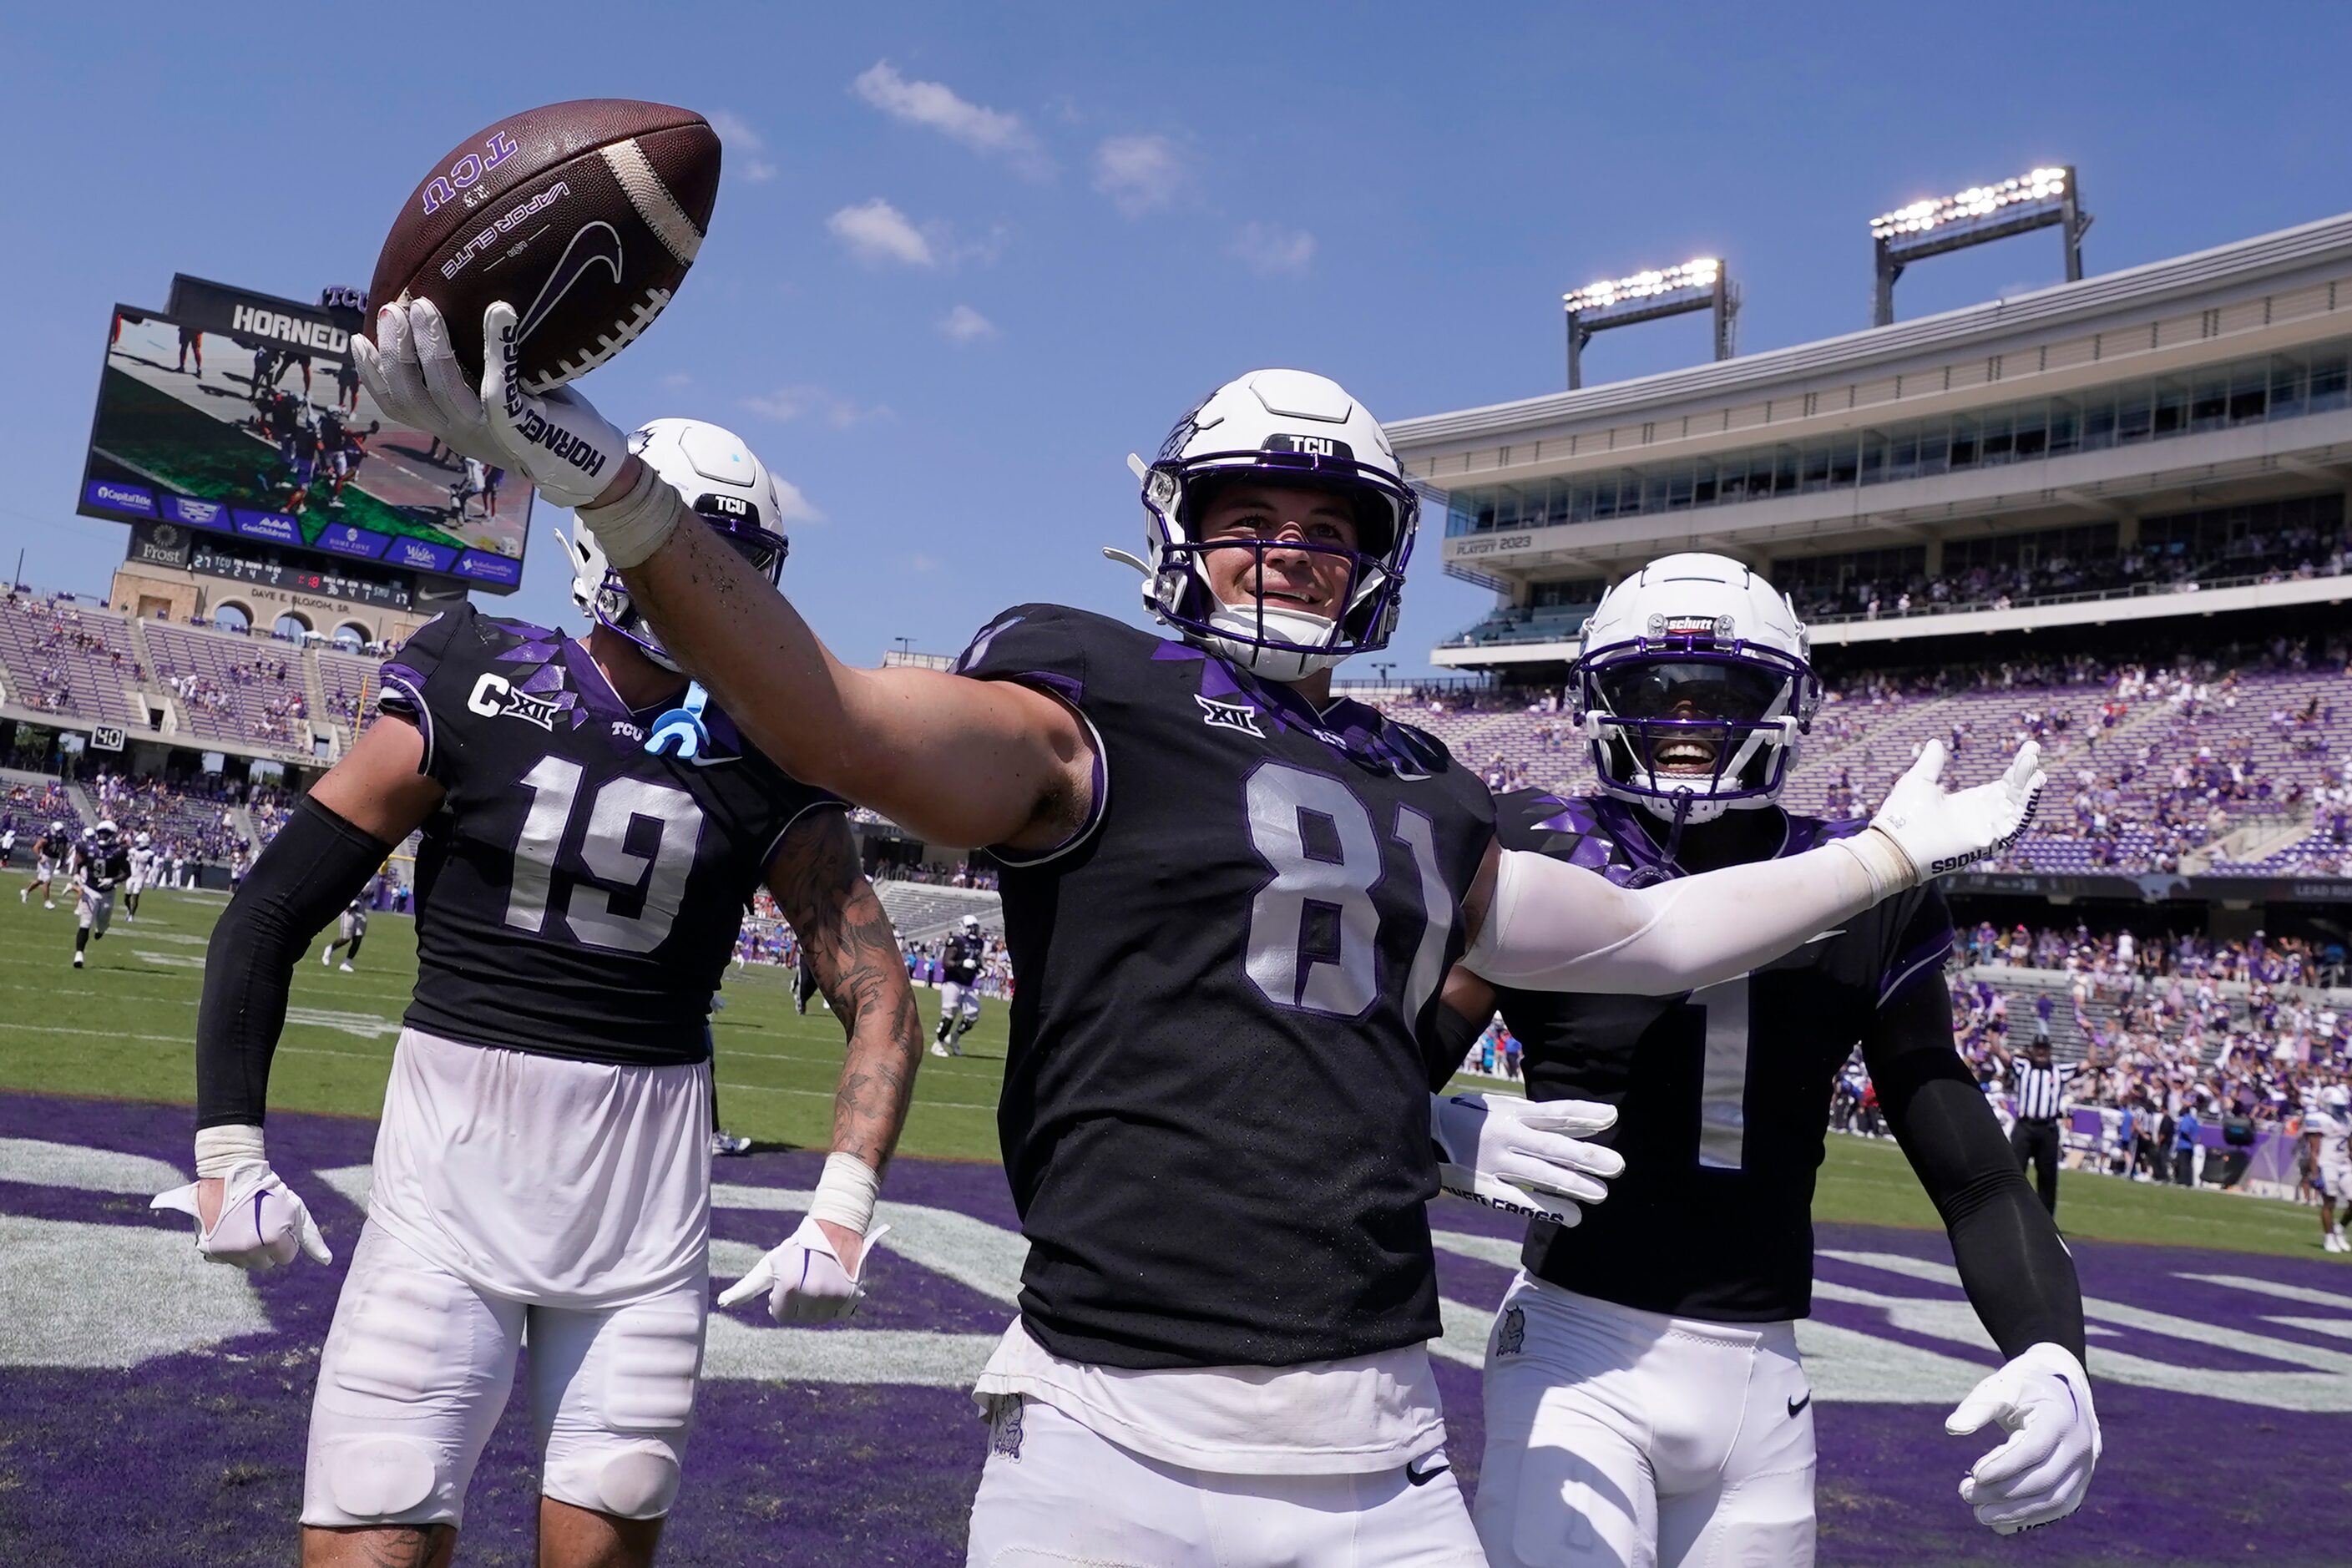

{"left": 1241, "top": 762, "right": 1451, "bottom": 1023}
{"left": 504, "top": 757, "right": 706, "bottom": 953}
{"left": 1684, "top": 976, "right": 1753, "bottom": 1171}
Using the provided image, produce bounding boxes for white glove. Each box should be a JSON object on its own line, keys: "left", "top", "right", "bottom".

{"left": 1430, "top": 1092, "right": 1622, "bottom": 1227}
{"left": 1863, "top": 739, "right": 2043, "bottom": 890}
{"left": 151, "top": 1160, "right": 332, "bottom": 1271}
{"left": 477, "top": 301, "right": 632, "bottom": 510}
{"left": 716, "top": 1216, "right": 891, "bottom": 1324}
{"left": 351, "top": 298, "right": 503, "bottom": 465}
{"left": 1946, "top": 1342, "right": 2101, "bottom": 1535}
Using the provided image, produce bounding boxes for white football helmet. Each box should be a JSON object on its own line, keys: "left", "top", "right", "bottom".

{"left": 961, "top": 914, "right": 981, "bottom": 935}
{"left": 134, "top": 831, "right": 151, "bottom": 848}
{"left": 561, "top": 417, "right": 792, "bottom": 672}
{"left": 94, "top": 820, "right": 119, "bottom": 841}
{"left": 1121, "top": 369, "right": 1416, "bottom": 683}
{"left": 1573, "top": 552, "right": 1821, "bottom": 827}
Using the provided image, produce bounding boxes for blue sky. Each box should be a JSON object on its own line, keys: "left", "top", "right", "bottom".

{"left": 6, "top": 1, "right": 2350, "bottom": 675}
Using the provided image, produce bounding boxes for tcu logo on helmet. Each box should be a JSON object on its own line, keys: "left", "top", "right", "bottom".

{"left": 421, "top": 131, "right": 521, "bottom": 216}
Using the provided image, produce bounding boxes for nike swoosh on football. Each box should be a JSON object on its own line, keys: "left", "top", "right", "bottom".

{"left": 1787, "top": 1393, "right": 1813, "bottom": 1417}
{"left": 516, "top": 221, "right": 626, "bottom": 344}
{"left": 1405, "top": 1457, "right": 1450, "bottom": 1486}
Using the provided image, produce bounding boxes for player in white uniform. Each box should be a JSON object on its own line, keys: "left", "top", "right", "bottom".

{"left": 320, "top": 886, "right": 371, "bottom": 972}
{"left": 2309, "top": 1085, "right": 2352, "bottom": 1252}
{"left": 0, "top": 823, "right": 16, "bottom": 868}
{"left": 124, "top": 830, "right": 155, "bottom": 922}
{"left": 20, "top": 821, "right": 66, "bottom": 908}
{"left": 155, "top": 417, "right": 928, "bottom": 1568}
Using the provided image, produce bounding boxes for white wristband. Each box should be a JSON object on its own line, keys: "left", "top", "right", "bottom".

{"left": 807, "top": 1151, "right": 881, "bottom": 1237}
{"left": 1834, "top": 826, "right": 1916, "bottom": 903}
{"left": 574, "top": 458, "right": 684, "bottom": 569}
{"left": 195, "top": 1124, "right": 266, "bottom": 1180}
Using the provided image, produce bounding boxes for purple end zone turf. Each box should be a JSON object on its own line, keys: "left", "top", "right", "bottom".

{"left": 4, "top": 1091, "right": 2349, "bottom": 1565}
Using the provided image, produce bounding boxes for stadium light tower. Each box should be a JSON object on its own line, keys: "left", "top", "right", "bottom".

{"left": 1871, "top": 164, "right": 2090, "bottom": 326}
{"left": 1562, "top": 258, "right": 1737, "bottom": 390}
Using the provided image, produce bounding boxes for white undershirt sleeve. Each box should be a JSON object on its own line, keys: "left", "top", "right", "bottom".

{"left": 1461, "top": 834, "right": 1899, "bottom": 996}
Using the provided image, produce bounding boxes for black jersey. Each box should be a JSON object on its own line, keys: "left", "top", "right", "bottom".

{"left": 379, "top": 602, "right": 840, "bottom": 1066}
{"left": 1490, "top": 791, "right": 1955, "bottom": 1323}
{"left": 957, "top": 604, "right": 1495, "bottom": 1369}
{"left": 78, "top": 842, "right": 132, "bottom": 892}
{"left": 941, "top": 932, "right": 984, "bottom": 985}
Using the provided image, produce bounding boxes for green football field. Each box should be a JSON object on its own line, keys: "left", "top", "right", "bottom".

{"left": 0, "top": 883, "right": 2335, "bottom": 1262}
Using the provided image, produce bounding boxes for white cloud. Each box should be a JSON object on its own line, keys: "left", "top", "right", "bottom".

{"left": 909, "top": 553, "right": 943, "bottom": 574}
{"left": 852, "top": 61, "right": 1050, "bottom": 178}
{"left": 827, "top": 199, "right": 936, "bottom": 268}
{"left": 741, "top": 385, "right": 894, "bottom": 430}
{"left": 938, "top": 305, "right": 998, "bottom": 344}
{"left": 771, "top": 476, "right": 823, "bottom": 525}
{"left": 1092, "top": 134, "right": 1187, "bottom": 216}
{"left": 656, "top": 372, "right": 694, "bottom": 389}
{"left": 1230, "top": 221, "right": 1315, "bottom": 276}
{"left": 707, "top": 109, "right": 778, "bottom": 184}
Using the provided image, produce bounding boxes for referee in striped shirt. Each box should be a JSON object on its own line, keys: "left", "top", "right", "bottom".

{"left": 2005, "top": 1032, "right": 2088, "bottom": 1215}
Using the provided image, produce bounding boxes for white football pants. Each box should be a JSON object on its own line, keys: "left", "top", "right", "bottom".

{"left": 302, "top": 1222, "right": 706, "bottom": 1530}
{"left": 1476, "top": 1274, "right": 1816, "bottom": 1568}
{"left": 967, "top": 1397, "right": 1486, "bottom": 1568}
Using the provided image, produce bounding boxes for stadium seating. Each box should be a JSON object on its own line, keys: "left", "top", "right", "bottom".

{"left": 873, "top": 881, "right": 1004, "bottom": 943}
{"left": 1368, "top": 638, "right": 2352, "bottom": 878}
{"left": 0, "top": 597, "right": 147, "bottom": 728}
{"left": 141, "top": 623, "right": 312, "bottom": 751}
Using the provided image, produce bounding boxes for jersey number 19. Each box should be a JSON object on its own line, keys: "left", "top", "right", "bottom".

{"left": 504, "top": 756, "right": 706, "bottom": 953}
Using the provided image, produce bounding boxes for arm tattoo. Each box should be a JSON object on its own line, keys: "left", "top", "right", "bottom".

{"left": 768, "top": 809, "right": 924, "bottom": 1170}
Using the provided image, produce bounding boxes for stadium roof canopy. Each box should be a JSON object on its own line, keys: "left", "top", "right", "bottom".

{"left": 1393, "top": 209, "right": 2352, "bottom": 667}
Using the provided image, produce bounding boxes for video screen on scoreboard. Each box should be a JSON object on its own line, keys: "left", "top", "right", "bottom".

{"left": 79, "top": 304, "right": 529, "bottom": 590}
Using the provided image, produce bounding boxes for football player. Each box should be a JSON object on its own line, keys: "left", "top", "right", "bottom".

{"left": 1, "top": 821, "right": 16, "bottom": 869}
{"left": 72, "top": 819, "right": 133, "bottom": 968}
{"left": 20, "top": 819, "right": 66, "bottom": 908}
{"left": 365, "top": 298, "right": 2041, "bottom": 1565}
{"left": 152, "top": 418, "right": 926, "bottom": 1568}
{"left": 2310, "top": 1083, "right": 2352, "bottom": 1252}
{"left": 124, "top": 829, "right": 154, "bottom": 922}
{"left": 1433, "top": 554, "right": 2097, "bottom": 1567}
{"left": 319, "top": 880, "right": 371, "bottom": 971}
{"left": 932, "top": 913, "right": 985, "bottom": 1057}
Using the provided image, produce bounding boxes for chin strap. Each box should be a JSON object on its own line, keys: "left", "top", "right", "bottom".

{"left": 1626, "top": 790, "right": 1697, "bottom": 888}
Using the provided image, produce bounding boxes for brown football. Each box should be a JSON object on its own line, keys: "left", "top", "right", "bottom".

{"left": 366, "top": 99, "right": 721, "bottom": 392}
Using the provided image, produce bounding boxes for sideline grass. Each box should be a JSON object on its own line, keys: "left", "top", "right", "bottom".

{"left": 0, "top": 885, "right": 2338, "bottom": 1260}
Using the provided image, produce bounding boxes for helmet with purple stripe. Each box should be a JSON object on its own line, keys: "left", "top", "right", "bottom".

{"left": 1573, "top": 553, "right": 1820, "bottom": 825}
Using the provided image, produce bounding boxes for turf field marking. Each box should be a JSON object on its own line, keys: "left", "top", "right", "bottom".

{"left": 0, "top": 1136, "right": 182, "bottom": 1193}
{"left": 2176, "top": 1272, "right": 2352, "bottom": 1309}
{"left": 0, "top": 1019, "right": 384, "bottom": 1063}
{"left": 1825, "top": 1248, "right": 2352, "bottom": 1409}
{"left": 0, "top": 1212, "right": 272, "bottom": 1368}
{"left": 281, "top": 1008, "right": 402, "bottom": 1039}
{"left": 133, "top": 950, "right": 206, "bottom": 969}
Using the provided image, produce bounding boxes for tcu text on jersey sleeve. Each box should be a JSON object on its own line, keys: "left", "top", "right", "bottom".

{"left": 1492, "top": 791, "right": 1955, "bottom": 1322}
{"left": 954, "top": 604, "right": 1497, "bottom": 1370}
{"left": 378, "top": 602, "right": 840, "bottom": 1066}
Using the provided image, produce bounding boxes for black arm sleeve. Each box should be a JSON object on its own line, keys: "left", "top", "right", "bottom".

{"left": 1865, "top": 970, "right": 2088, "bottom": 1363}
{"left": 195, "top": 796, "right": 395, "bottom": 1129}
{"left": 1429, "top": 1004, "right": 1488, "bottom": 1080}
